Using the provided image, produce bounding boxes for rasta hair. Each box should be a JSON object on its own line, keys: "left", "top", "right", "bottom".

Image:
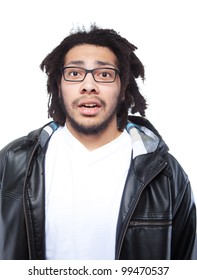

{"left": 40, "top": 24, "right": 147, "bottom": 130}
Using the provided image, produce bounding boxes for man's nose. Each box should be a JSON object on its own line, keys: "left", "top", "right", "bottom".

{"left": 80, "top": 73, "right": 99, "bottom": 94}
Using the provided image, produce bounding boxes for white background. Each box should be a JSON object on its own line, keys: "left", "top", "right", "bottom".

{"left": 0, "top": 0, "right": 196, "bottom": 200}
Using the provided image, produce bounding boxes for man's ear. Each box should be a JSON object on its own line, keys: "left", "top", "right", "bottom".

{"left": 131, "top": 95, "right": 135, "bottom": 108}
{"left": 121, "top": 94, "right": 125, "bottom": 101}
{"left": 120, "top": 89, "right": 125, "bottom": 101}
{"left": 58, "top": 83, "right": 61, "bottom": 97}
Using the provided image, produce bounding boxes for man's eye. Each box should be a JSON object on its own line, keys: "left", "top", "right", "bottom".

{"left": 97, "top": 71, "right": 113, "bottom": 79}
{"left": 70, "top": 71, "right": 80, "bottom": 76}
{"left": 101, "top": 72, "right": 109, "bottom": 77}
{"left": 96, "top": 71, "right": 111, "bottom": 78}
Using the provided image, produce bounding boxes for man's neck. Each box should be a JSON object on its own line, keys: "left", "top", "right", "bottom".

{"left": 65, "top": 123, "right": 122, "bottom": 151}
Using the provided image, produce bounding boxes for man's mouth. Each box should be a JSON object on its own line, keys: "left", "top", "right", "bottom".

{"left": 79, "top": 103, "right": 101, "bottom": 108}
{"left": 77, "top": 100, "right": 102, "bottom": 116}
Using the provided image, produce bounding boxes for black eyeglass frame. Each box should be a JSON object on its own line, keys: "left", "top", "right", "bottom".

{"left": 61, "top": 66, "right": 120, "bottom": 83}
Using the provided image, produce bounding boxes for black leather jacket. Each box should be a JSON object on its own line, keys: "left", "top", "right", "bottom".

{"left": 0, "top": 116, "right": 196, "bottom": 259}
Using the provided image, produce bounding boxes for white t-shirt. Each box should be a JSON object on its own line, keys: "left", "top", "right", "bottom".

{"left": 45, "top": 126, "right": 132, "bottom": 259}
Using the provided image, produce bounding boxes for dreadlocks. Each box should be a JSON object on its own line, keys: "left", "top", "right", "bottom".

{"left": 40, "top": 24, "right": 147, "bottom": 130}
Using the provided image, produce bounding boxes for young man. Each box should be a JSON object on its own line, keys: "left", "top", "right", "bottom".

{"left": 0, "top": 25, "right": 196, "bottom": 260}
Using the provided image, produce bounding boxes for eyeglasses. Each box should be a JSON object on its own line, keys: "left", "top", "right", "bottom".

{"left": 61, "top": 66, "right": 120, "bottom": 83}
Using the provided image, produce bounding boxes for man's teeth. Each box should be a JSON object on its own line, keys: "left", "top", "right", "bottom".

{"left": 81, "top": 104, "right": 97, "bottom": 108}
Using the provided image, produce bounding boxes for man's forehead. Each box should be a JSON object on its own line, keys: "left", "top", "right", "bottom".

{"left": 64, "top": 44, "right": 118, "bottom": 66}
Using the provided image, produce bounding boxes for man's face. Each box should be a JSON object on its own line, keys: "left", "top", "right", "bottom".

{"left": 59, "top": 44, "right": 121, "bottom": 135}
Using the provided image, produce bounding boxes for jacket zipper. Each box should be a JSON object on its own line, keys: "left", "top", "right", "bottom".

{"left": 23, "top": 139, "right": 40, "bottom": 260}
{"left": 129, "top": 220, "right": 172, "bottom": 226}
{"left": 116, "top": 160, "right": 168, "bottom": 260}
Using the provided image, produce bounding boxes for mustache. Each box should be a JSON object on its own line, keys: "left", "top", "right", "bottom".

{"left": 72, "top": 96, "right": 106, "bottom": 108}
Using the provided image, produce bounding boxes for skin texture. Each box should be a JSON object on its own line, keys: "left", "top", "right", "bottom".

{"left": 59, "top": 44, "right": 122, "bottom": 150}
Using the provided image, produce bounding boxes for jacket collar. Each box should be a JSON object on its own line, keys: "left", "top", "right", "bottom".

{"left": 127, "top": 116, "right": 169, "bottom": 158}
{"left": 35, "top": 117, "right": 169, "bottom": 157}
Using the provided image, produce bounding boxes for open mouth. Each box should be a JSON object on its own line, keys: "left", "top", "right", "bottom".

{"left": 79, "top": 103, "right": 101, "bottom": 108}
{"left": 77, "top": 100, "right": 102, "bottom": 115}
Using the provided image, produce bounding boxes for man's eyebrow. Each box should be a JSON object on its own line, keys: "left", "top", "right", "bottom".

{"left": 65, "top": 60, "right": 85, "bottom": 66}
{"left": 95, "top": 60, "right": 116, "bottom": 67}
{"left": 65, "top": 60, "right": 117, "bottom": 68}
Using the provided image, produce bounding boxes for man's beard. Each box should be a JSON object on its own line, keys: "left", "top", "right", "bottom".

{"left": 58, "top": 93, "right": 120, "bottom": 136}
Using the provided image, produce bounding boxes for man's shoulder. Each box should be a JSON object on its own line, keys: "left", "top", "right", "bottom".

{"left": 0, "top": 122, "right": 59, "bottom": 178}
{"left": 0, "top": 122, "right": 59, "bottom": 154}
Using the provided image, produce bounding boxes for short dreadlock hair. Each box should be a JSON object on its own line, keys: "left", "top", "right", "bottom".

{"left": 40, "top": 24, "right": 147, "bottom": 130}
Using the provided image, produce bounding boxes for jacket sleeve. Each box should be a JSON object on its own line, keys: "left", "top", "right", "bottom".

{"left": 0, "top": 138, "right": 31, "bottom": 260}
{"left": 169, "top": 154, "right": 197, "bottom": 259}
{"left": 0, "top": 143, "right": 9, "bottom": 188}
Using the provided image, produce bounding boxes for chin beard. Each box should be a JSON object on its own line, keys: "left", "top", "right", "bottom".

{"left": 66, "top": 113, "right": 117, "bottom": 135}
